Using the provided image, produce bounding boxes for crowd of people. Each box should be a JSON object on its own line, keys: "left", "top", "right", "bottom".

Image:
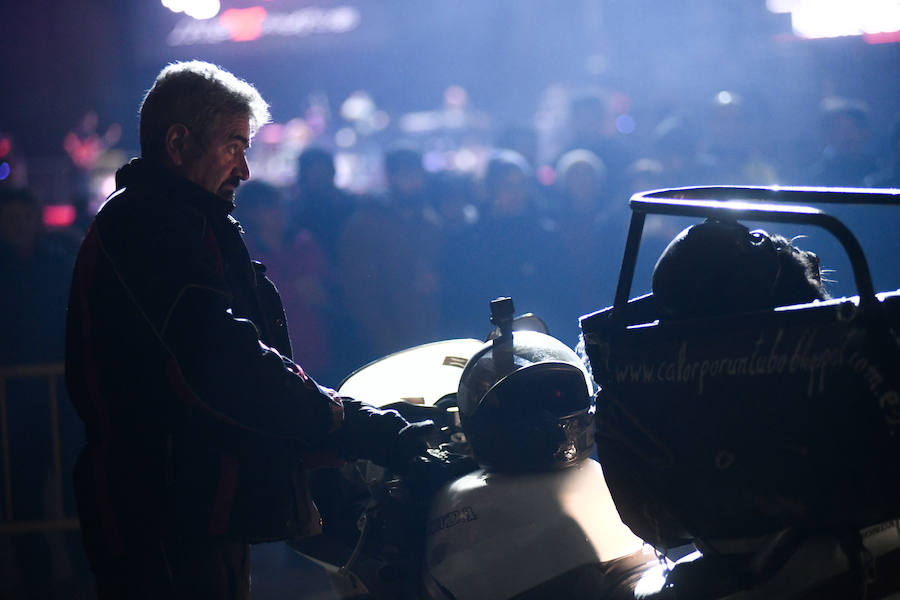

{"left": 227, "top": 93, "right": 900, "bottom": 385}
{"left": 4, "top": 92, "right": 900, "bottom": 382}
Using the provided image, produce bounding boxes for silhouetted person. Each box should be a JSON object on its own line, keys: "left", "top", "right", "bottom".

{"left": 382, "top": 143, "right": 438, "bottom": 224}
{"left": 807, "top": 98, "right": 877, "bottom": 187}
{"left": 337, "top": 145, "right": 441, "bottom": 362}
{"left": 0, "top": 186, "right": 74, "bottom": 364}
{"left": 564, "top": 92, "right": 634, "bottom": 200}
{"left": 496, "top": 124, "right": 539, "bottom": 170}
{"left": 431, "top": 170, "right": 479, "bottom": 236}
{"left": 289, "top": 147, "right": 356, "bottom": 262}
{"left": 236, "top": 180, "right": 337, "bottom": 381}
{"left": 441, "top": 151, "right": 570, "bottom": 341}
{"left": 865, "top": 111, "right": 900, "bottom": 189}
{"left": 552, "top": 149, "right": 626, "bottom": 322}
{"left": 696, "top": 90, "right": 778, "bottom": 185}
{"left": 64, "top": 61, "right": 431, "bottom": 599}
{"left": 648, "top": 113, "right": 711, "bottom": 187}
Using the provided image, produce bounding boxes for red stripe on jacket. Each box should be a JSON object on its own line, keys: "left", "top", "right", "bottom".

{"left": 77, "top": 224, "right": 124, "bottom": 556}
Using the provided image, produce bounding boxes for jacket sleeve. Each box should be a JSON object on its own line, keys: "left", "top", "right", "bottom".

{"left": 96, "top": 199, "right": 342, "bottom": 446}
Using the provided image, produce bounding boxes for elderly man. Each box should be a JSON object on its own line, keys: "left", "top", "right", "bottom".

{"left": 65, "top": 61, "right": 429, "bottom": 599}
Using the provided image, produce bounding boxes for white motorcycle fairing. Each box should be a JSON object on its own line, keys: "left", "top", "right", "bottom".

{"left": 294, "top": 336, "right": 652, "bottom": 599}
{"left": 423, "top": 458, "right": 647, "bottom": 599}
{"left": 339, "top": 338, "right": 484, "bottom": 408}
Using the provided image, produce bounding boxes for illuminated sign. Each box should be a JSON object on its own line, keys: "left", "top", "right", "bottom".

{"left": 767, "top": 0, "right": 900, "bottom": 41}
{"left": 162, "top": 0, "right": 221, "bottom": 20}
{"left": 167, "top": 5, "right": 361, "bottom": 45}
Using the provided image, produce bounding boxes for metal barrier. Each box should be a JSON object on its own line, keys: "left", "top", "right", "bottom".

{"left": 0, "top": 363, "right": 79, "bottom": 534}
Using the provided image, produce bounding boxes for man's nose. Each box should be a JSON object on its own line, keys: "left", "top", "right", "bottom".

{"left": 236, "top": 153, "right": 250, "bottom": 180}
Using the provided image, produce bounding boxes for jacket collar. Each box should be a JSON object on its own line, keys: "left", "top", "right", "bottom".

{"left": 115, "top": 157, "right": 237, "bottom": 216}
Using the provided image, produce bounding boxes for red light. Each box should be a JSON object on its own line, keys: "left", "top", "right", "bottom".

{"left": 260, "top": 123, "right": 283, "bottom": 144}
{"left": 43, "top": 204, "right": 77, "bottom": 227}
{"left": 537, "top": 165, "right": 556, "bottom": 186}
{"left": 864, "top": 30, "right": 900, "bottom": 44}
{"left": 0, "top": 138, "right": 10, "bottom": 158}
{"left": 609, "top": 92, "right": 631, "bottom": 115}
{"left": 219, "top": 7, "right": 267, "bottom": 42}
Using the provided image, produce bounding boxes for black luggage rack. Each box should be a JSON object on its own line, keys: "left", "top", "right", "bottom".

{"left": 579, "top": 185, "right": 900, "bottom": 550}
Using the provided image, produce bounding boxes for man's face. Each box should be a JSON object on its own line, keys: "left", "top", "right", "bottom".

{"left": 181, "top": 113, "right": 251, "bottom": 201}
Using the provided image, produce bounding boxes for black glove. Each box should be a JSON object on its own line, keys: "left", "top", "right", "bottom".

{"left": 337, "top": 398, "right": 435, "bottom": 472}
{"left": 404, "top": 447, "right": 480, "bottom": 497}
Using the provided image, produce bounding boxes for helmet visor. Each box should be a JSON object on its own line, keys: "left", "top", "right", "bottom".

{"left": 480, "top": 362, "right": 591, "bottom": 418}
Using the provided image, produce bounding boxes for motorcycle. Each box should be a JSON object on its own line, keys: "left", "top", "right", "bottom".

{"left": 292, "top": 185, "right": 900, "bottom": 599}
{"left": 291, "top": 299, "right": 654, "bottom": 599}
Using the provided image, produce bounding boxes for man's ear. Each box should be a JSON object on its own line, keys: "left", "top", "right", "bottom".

{"left": 164, "top": 123, "right": 190, "bottom": 167}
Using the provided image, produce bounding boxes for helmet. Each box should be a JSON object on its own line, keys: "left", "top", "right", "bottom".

{"left": 457, "top": 299, "right": 595, "bottom": 471}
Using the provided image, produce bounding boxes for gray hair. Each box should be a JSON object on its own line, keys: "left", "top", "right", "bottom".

{"left": 139, "top": 60, "right": 270, "bottom": 160}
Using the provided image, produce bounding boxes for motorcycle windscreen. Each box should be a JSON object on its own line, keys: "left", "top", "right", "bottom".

{"left": 338, "top": 338, "right": 483, "bottom": 408}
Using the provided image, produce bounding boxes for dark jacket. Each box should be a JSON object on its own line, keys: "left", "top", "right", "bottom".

{"left": 65, "top": 159, "right": 340, "bottom": 563}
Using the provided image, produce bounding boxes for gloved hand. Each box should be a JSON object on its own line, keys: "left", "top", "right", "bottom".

{"left": 404, "top": 447, "right": 480, "bottom": 497}
{"left": 336, "top": 398, "right": 435, "bottom": 473}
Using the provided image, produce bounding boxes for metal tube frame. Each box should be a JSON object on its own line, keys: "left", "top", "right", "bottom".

{"left": 610, "top": 186, "right": 900, "bottom": 324}
{"left": 0, "top": 363, "right": 78, "bottom": 534}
